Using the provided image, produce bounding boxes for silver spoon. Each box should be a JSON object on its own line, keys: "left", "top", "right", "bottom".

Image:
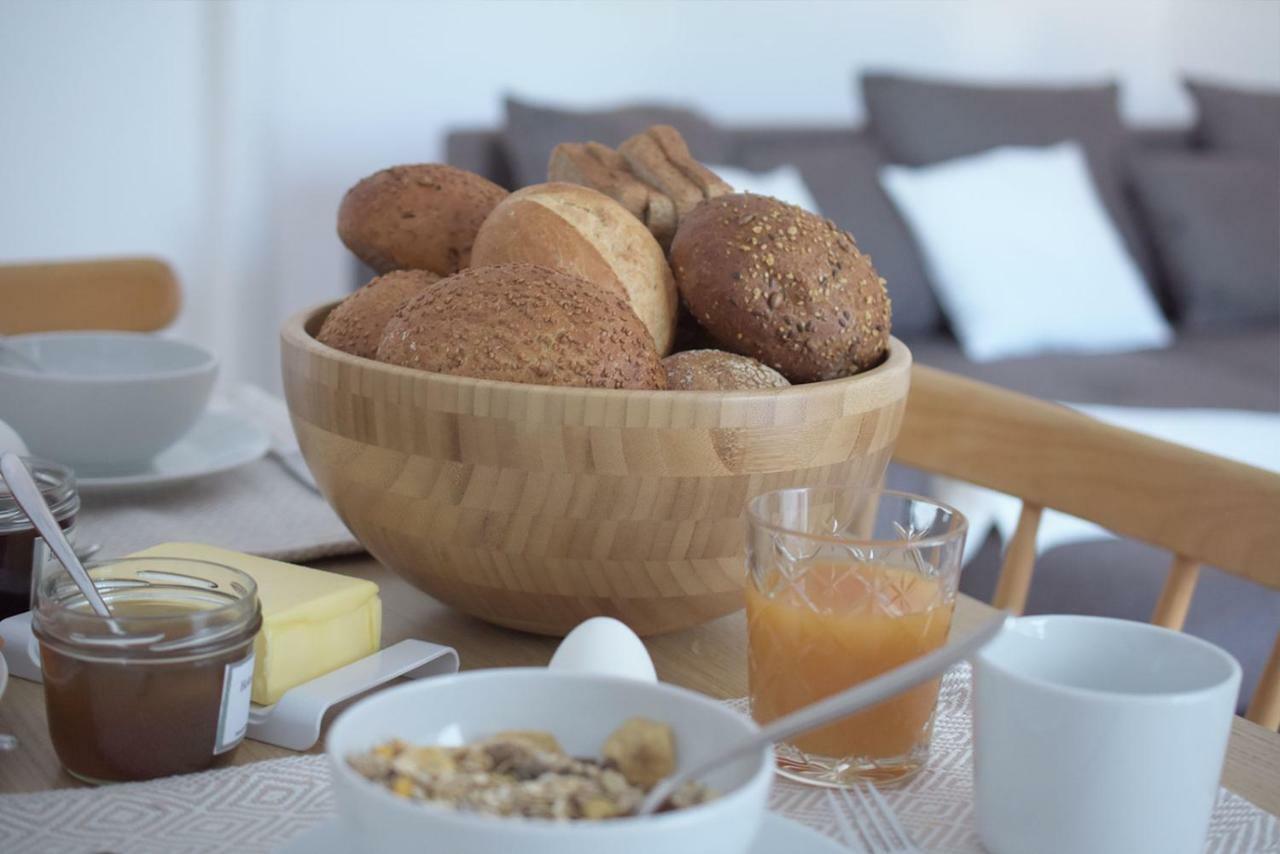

{"left": 0, "top": 337, "right": 41, "bottom": 372}
{"left": 638, "top": 612, "right": 1009, "bottom": 815}
{"left": 0, "top": 452, "right": 114, "bottom": 619}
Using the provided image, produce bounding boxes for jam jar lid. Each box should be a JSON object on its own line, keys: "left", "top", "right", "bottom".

{"left": 0, "top": 456, "right": 79, "bottom": 534}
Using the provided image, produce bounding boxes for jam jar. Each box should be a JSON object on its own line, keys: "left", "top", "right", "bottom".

{"left": 31, "top": 556, "right": 262, "bottom": 784}
{"left": 0, "top": 458, "right": 78, "bottom": 620}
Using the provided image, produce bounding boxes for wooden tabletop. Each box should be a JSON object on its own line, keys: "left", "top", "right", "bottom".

{"left": 2, "top": 554, "right": 1278, "bottom": 817}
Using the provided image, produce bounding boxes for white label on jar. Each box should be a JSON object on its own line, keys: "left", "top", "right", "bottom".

{"left": 215, "top": 652, "right": 256, "bottom": 754}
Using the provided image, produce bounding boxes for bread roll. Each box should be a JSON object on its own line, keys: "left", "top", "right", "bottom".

{"left": 316, "top": 270, "right": 441, "bottom": 359}
{"left": 376, "top": 263, "right": 666, "bottom": 389}
{"left": 670, "top": 194, "right": 891, "bottom": 383}
{"left": 472, "top": 183, "right": 678, "bottom": 354}
{"left": 338, "top": 164, "right": 507, "bottom": 276}
{"left": 663, "top": 350, "right": 790, "bottom": 391}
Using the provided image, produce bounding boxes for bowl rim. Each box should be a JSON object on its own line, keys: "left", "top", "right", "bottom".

{"left": 325, "top": 668, "right": 773, "bottom": 835}
{"left": 0, "top": 330, "right": 219, "bottom": 382}
{"left": 283, "top": 300, "right": 910, "bottom": 403}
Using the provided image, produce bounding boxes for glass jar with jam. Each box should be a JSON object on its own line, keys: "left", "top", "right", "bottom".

{"left": 31, "top": 556, "right": 262, "bottom": 784}
{"left": 0, "top": 458, "right": 78, "bottom": 620}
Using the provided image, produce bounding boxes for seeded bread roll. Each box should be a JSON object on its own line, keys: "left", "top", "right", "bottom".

{"left": 338, "top": 164, "right": 507, "bottom": 276}
{"left": 376, "top": 263, "right": 666, "bottom": 390}
{"left": 316, "top": 270, "right": 441, "bottom": 359}
{"left": 670, "top": 194, "right": 891, "bottom": 383}
{"left": 472, "top": 183, "right": 678, "bottom": 354}
{"left": 662, "top": 350, "right": 790, "bottom": 391}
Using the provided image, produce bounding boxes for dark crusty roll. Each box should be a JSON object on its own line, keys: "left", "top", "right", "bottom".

{"left": 669, "top": 194, "right": 891, "bottom": 383}
{"left": 337, "top": 164, "right": 507, "bottom": 276}
{"left": 662, "top": 349, "right": 790, "bottom": 391}
{"left": 376, "top": 263, "right": 666, "bottom": 390}
{"left": 316, "top": 269, "right": 441, "bottom": 359}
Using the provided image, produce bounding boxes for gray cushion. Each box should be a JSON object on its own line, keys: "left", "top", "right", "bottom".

{"left": 908, "top": 325, "right": 1280, "bottom": 412}
{"left": 1130, "top": 154, "right": 1280, "bottom": 329}
{"left": 444, "top": 128, "right": 516, "bottom": 189}
{"left": 1187, "top": 78, "right": 1280, "bottom": 158}
{"left": 859, "top": 73, "right": 1161, "bottom": 292}
{"left": 501, "top": 96, "right": 729, "bottom": 189}
{"left": 736, "top": 133, "right": 943, "bottom": 334}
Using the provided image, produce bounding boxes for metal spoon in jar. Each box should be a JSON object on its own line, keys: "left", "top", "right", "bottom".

{"left": 637, "top": 613, "right": 1009, "bottom": 816}
{"left": 0, "top": 452, "right": 114, "bottom": 620}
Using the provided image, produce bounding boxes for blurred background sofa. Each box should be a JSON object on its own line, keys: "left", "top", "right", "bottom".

{"left": 445, "top": 73, "right": 1280, "bottom": 706}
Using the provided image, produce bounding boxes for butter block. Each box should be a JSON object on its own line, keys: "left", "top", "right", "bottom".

{"left": 132, "top": 543, "right": 382, "bottom": 706}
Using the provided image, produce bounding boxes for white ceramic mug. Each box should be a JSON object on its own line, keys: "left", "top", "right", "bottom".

{"left": 973, "top": 615, "right": 1240, "bottom": 854}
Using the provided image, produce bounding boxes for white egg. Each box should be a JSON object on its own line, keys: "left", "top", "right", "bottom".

{"left": 548, "top": 617, "right": 657, "bottom": 683}
{"left": 0, "top": 417, "right": 27, "bottom": 455}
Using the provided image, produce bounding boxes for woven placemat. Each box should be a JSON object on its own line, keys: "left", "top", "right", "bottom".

{"left": 75, "top": 384, "right": 361, "bottom": 563}
{"left": 2, "top": 665, "right": 1274, "bottom": 853}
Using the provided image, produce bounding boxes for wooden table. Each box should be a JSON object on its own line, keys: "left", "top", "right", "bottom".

{"left": 2, "top": 554, "right": 1278, "bottom": 817}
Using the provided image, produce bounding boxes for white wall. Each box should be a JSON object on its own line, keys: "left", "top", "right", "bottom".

{"left": 0, "top": 1, "right": 216, "bottom": 348}
{"left": 2, "top": 0, "right": 1278, "bottom": 391}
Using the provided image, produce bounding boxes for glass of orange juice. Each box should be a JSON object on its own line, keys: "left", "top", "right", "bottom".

{"left": 746, "top": 487, "right": 967, "bottom": 786}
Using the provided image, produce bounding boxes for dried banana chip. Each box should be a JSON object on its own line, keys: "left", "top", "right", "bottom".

{"left": 602, "top": 717, "right": 677, "bottom": 790}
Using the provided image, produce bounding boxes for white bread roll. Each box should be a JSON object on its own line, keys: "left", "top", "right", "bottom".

{"left": 471, "top": 182, "right": 678, "bottom": 354}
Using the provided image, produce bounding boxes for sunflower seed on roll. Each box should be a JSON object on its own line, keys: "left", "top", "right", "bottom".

{"left": 669, "top": 193, "right": 891, "bottom": 383}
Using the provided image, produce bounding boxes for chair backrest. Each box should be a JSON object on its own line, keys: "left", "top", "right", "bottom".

{"left": 894, "top": 365, "right": 1280, "bottom": 729}
{"left": 0, "top": 257, "right": 179, "bottom": 334}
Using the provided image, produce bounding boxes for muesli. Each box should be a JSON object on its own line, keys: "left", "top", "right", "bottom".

{"left": 348, "top": 718, "right": 714, "bottom": 820}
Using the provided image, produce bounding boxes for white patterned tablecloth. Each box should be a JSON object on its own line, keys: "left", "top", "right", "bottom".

{"left": 1, "top": 665, "right": 1275, "bottom": 853}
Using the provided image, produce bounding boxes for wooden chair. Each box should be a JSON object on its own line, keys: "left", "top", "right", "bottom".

{"left": 895, "top": 365, "right": 1280, "bottom": 729}
{"left": 0, "top": 257, "right": 179, "bottom": 334}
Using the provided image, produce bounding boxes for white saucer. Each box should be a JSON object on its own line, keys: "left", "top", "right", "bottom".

{"left": 74, "top": 410, "right": 269, "bottom": 492}
{"left": 276, "top": 812, "right": 844, "bottom": 854}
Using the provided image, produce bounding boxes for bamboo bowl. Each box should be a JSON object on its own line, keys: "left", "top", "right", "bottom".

{"left": 281, "top": 303, "right": 912, "bottom": 636}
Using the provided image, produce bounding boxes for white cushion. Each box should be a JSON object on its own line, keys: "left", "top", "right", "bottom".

{"left": 707, "top": 163, "right": 821, "bottom": 214}
{"left": 880, "top": 142, "right": 1172, "bottom": 362}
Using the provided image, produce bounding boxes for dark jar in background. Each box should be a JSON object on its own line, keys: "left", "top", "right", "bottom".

{"left": 0, "top": 458, "right": 78, "bottom": 620}
{"left": 31, "top": 556, "right": 262, "bottom": 784}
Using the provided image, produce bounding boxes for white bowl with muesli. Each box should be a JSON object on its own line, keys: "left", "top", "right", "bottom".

{"left": 326, "top": 669, "right": 773, "bottom": 854}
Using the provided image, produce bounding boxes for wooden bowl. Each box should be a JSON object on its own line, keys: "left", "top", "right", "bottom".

{"left": 281, "top": 303, "right": 912, "bottom": 636}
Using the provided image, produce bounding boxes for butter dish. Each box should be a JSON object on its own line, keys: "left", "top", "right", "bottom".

{"left": 133, "top": 543, "right": 383, "bottom": 705}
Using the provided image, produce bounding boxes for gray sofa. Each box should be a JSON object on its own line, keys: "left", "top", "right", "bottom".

{"left": 441, "top": 85, "right": 1279, "bottom": 708}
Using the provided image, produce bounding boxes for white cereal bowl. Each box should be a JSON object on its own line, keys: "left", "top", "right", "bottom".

{"left": 0, "top": 332, "right": 217, "bottom": 471}
{"left": 326, "top": 670, "right": 773, "bottom": 854}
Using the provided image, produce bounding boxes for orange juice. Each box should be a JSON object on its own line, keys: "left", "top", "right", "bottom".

{"left": 747, "top": 561, "right": 953, "bottom": 761}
